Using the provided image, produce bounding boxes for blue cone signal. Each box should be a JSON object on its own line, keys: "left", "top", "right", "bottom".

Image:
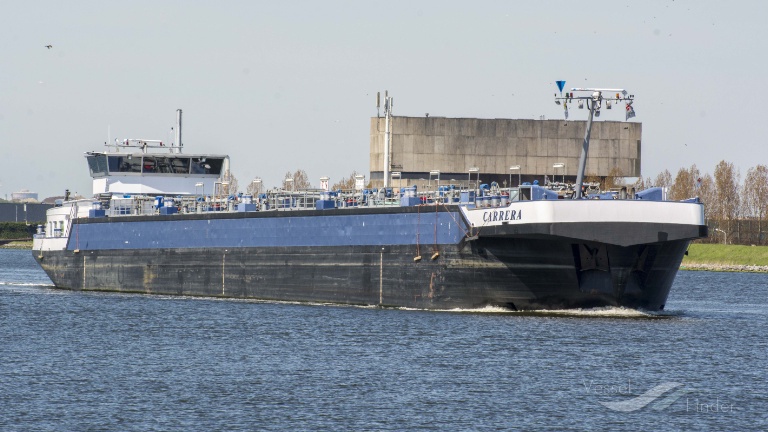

{"left": 556, "top": 80, "right": 566, "bottom": 93}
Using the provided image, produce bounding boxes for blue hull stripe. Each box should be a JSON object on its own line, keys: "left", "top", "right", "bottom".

{"left": 69, "top": 212, "right": 464, "bottom": 250}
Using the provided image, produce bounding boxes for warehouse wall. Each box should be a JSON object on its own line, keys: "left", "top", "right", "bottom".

{"left": 0, "top": 203, "right": 51, "bottom": 223}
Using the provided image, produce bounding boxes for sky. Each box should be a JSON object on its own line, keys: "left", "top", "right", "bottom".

{"left": 2, "top": 0, "right": 766, "bottom": 199}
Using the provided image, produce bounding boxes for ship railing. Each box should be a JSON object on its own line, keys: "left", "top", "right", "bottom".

{"left": 99, "top": 186, "right": 494, "bottom": 218}
{"left": 266, "top": 190, "right": 323, "bottom": 211}
{"left": 367, "top": 195, "right": 400, "bottom": 207}
{"left": 106, "top": 197, "right": 155, "bottom": 216}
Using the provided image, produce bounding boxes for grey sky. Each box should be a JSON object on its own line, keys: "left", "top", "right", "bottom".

{"left": 2, "top": 0, "right": 766, "bottom": 199}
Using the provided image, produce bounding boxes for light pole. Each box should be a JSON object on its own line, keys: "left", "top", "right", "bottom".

{"left": 509, "top": 165, "right": 521, "bottom": 188}
{"left": 713, "top": 228, "right": 727, "bottom": 245}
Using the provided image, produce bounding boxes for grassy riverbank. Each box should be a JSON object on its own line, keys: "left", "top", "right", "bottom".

{"left": 0, "top": 222, "right": 35, "bottom": 249}
{"left": 681, "top": 243, "right": 768, "bottom": 272}
{"left": 0, "top": 240, "right": 33, "bottom": 249}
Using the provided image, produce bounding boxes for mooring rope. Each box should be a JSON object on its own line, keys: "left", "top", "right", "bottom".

{"left": 439, "top": 203, "right": 474, "bottom": 239}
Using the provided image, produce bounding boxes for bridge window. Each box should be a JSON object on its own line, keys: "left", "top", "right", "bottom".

{"left": 142, "top": 157, "right": 157, "bottom": 173}
{"left": 86, "top": 155, "right": 108, "bottom": 176}
{"left": 153, "top": 157, "right": 172, "bottom": 174}
{"left": 169, "top": 157, "right": 190, "bottom": 174}
{"left": 108, "top": 155, "right": 141, "bottom": 173}
{"left": 191, "top": 157, "right": 224, "bottom": 175}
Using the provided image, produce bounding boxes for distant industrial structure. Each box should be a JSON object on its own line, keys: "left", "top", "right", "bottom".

{"left": 369, "top": 116, "right": 641, "bottom": 188}
{"left": 11, "top": 189, "right": 39, "bottom": 202}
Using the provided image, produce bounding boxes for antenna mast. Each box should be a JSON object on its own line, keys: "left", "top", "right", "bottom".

{"left": 554, "top": 82, "right": 636, "bottom": 198}
{"left": 379, "top": 91, "right": 393, "bottom": 188}
{"left": 175, "top": 109, "right": 183, "bottom": 154}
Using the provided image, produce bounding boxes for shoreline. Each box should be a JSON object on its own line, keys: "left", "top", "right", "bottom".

{"left": 680, "top": 263, "right": 768, "bottom": 273}
{"left": 0, "top": 240, "right": 32, "bottom": 249}
{"left": 682, "top": 243, "right": 768, "bottom": 273}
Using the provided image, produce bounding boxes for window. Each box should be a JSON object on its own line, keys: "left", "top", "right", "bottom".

{"left": 191, "top": 157, "right": 224, "bottom": 175}
{"left": 142, "top": 157, "right": 157, "bottom": 173}
{"left": 108, "top": 155, "right": 141, "bottom": 173}
{"left": 169, "top": 157, "right": 190, "bottom": 174}
{"left": 206, "top": 158, "right": 224, "bottom": 175}
{"left": 154, "top": 157, "right": 173, "bottom": 174}
{"left": 86, "top": 155, "right": 108, "bottom": 176}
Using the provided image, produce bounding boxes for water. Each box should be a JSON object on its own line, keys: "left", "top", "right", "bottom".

{"left": 1, "top": 249, "right": 766, "bottom": 431}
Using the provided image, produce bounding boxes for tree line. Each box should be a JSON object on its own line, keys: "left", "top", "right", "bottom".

{"left": 0, "top": 222, "right": 36, "bottom": 239}
{"left": 636, "top": 162, "right": 768, "bottom": 245}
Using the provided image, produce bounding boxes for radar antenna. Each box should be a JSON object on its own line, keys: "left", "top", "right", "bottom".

{"left": 554, "top": 83, "right": 636, "bottom": 198}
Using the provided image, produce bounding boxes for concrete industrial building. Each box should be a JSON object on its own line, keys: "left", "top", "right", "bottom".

{"left": 369, "top": 117, "right": 641, "bottom": 188}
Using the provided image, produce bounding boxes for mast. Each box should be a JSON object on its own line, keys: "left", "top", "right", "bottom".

{"left": 573, "top": 95, "right": 596, "bottom": 198}
{"left": 554, "top": 84, "right": 635, "bottom": 198}
{"left": 175, "top": 109, "right": 183, "bottom": 154}
{"left": 378, "top": 91, "right": 393, "bottom": 188}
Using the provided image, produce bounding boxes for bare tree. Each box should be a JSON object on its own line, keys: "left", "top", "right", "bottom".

{"left": 604, "top": 166, "right": 624, "bottom": 190}
{"left": 713, "top": 160, "right": 740, "bottom": 243}
{"left": 743, "top": 164, "right": 768, "bottom": 243}
{"left": 221, "top": 170, "right": 239, "bottom": 195}
{"left": 632, "top": 176, "right": 646, "bottom": 192}
{"left": 246, "top": 179, "right": 263, "bottom": 196}
{"left": 653, "top": 169, "right": 672, "bottom": 190}
{"left": 332, "top": 171, "right": 360, "bottom": 190}
{"left": 669, "top": 164, "right": 700, "bottom": 201}
{"left": 669, "top": 167, "right": 691, "bottom": 201}
{"left": 698, "top": 173, "right": 716, "bottom": 221}
{"left": 282, "top": 169, "right": 311, "bottom": 190}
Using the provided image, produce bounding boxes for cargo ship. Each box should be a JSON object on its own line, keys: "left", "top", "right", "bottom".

{"left": 33, "top": 94, "right": 707, "bottom": 311}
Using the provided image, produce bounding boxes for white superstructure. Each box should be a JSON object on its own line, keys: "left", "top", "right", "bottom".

{"left": 86, "top": 151, "right": 229, "bottom": 196}
{"left": 87, "top": 108, "right": 228, "bottom": 196}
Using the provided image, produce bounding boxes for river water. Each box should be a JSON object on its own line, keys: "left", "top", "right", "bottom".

{"left": 1, "top": 249, "right": 766, "bottom": 431}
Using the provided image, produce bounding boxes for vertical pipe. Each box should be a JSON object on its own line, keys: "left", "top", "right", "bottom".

{"left": 175, "top": 109, "right": 183, "bottom": 154}
{"left": 383, "top": 100, "right": 391, "bottom": 188}
{"left": 573, "top": 100, "right": 596, "bottom": 199}
{"left": 379, "top": 250, "right": 383, "bottom": 305}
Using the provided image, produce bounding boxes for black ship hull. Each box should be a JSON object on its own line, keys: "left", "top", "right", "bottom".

{"left": 34, "top": 236, "right": 691, "bottom": 311}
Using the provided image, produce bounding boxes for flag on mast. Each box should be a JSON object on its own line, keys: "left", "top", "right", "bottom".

{"left": 625, "top": 101, "right": 636, "bottom": 120}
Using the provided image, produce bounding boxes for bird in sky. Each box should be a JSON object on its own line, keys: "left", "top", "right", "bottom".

{"left": 45, "top": 45, "right": 52, "bottom": 49}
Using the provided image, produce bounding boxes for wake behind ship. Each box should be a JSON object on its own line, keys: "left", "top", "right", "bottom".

{"left": 33, "top": 97, "right": 706, "bottom": 311}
